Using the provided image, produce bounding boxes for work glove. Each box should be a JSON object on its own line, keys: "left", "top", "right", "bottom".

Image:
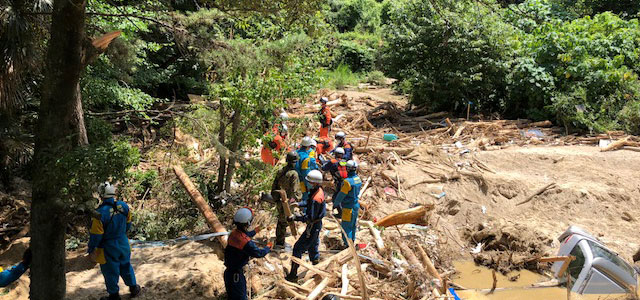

{"left": 22, "top": 248, "right": 32, "bottom": 267}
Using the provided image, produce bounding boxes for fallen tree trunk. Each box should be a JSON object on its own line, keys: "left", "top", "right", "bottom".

{"left": 354, "top": 146, "right": 414, "bottom": 155}
{"left": 173, "top": 164, "right": 228, "bottom": 247}
{"left": 416, "top": 244, "right": 442, "bottom": 283}
{"left": 601, "top": 137, "right": 637, "bottom": 152}
{"left": 374, "top": 205, "right": 433, "bottom": 227}
{"left": 394, "top": 237, "right": 422, "bottom": 269}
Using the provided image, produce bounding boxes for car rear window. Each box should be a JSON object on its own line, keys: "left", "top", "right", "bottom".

{"left": 588, "top": 241, "right": 636, "bottom": 281}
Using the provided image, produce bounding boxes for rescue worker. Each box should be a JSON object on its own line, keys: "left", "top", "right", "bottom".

{"left": 0, "top": 248, "right": 31, "bottom": 287}
{"left": 224, "top": 208, "right": 272, "bottom": 300}
{"left": 295, "top": 137, "right": 318, "bottom": 207}
{"left": 315, "top": 136, "right": 334, "bottom": 157}
{"left": 261, "top": 121, "right": 289, "bottom": 166}
{"left": 285, "top": 170, "right": 326, "bottom": 282}
{"left": 321, "top": 147, "right": 348, "bottom": 205}
{"left": 270, "top": 151, "right": 302, "bottom": 248}
{"left": 88, "top": 182, "right": 141, "bottom": 300}
{"left": 332, "top": 160, "right": 362, "bottom": 248}
{"left": 318, "top": 97, "right": 332, "bottom": 138}
{"left": 333, "top": 132, "right": 353, "bottom": 161}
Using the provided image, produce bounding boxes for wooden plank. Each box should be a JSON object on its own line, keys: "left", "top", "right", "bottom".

{"left": 341, "top": 264, "right": 350, "bottom": 295}
{"left": 307, "top": 277, "right": 330, "bottom": 300}
{"left": 277, "top": 189, "right": 298, "bottom": 236}
{"left": 173, "top": 164, "right": 228, "bottom": 247}
{"left": 538, "top": 256, "right": 576, "bottom": 263}
{"left": 290, "top": 255, "right": 335, "bottom": 278}
{"left": 516, "top": 182, "right": 557, "bottom": 206}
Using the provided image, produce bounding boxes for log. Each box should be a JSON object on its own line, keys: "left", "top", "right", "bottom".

{"left": 516, "top": 182, "right": 557, "bottom": 206}
{"left": 601, "top": 137, "right": 635, "bottom": 152}
{"left": 358, "top": 176, "right": 372, "bottom": 199}
{"left": 374, "top": 205, "right": 433, "bottom": 227}
{"left": 359, "top": 221, "right": 385, "bottom": 253}
{"left": 310, "top": 99, "right": 344, "bottom": 110}
{"left": 277, "top": 189, "right": 299, "bottom": 236}
{"left": 354, "top": 146, "right": 414, "bottom": 155}
{"left": 283, "top": 280, "right": 313, "bottom": 293}
{"left": 538, "top": 256, "right": 576, "bottom": 263}
{"left": 528, "top": 120, "right": 553, "bottom": 128}
{"left": 289, "top": 255, "right": 335, "bottom": 278}
{"left": 452, "top": 125, "right": 466, "bottom": 139}
{"left": 280, "top": 281, "right": 307, "bottom": 300}
{"left": 557, "top": 256, "right": 576, "bottom": 278}
{"left": 303, "top": 249, "right": 351, "bottom": 282}
{"left": 173, "top": 164, "right": 228, "bottom": 247}
{"left": 307, "top": 277, "right": 330, "bottom": 300}
{"left": 393, "top": 237, "right": 422, "bottom": 269}
{"left": 416, "top": 245, "right": 442, "bottom": 283}
{"left": 341, "top": 264, "right": 350, "bottom": 295}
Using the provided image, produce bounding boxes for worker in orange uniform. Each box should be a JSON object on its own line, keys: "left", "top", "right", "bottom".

{"left": 261, "top": 120, "right": 290, "bottom": 166}
{"left": 315, "top": 136, "right": 334, "bottom": 157}
{"left": 318, "top": 97, "right": 332, "bottom": 138}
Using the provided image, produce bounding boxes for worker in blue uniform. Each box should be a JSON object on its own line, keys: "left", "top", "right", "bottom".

{"left": 321, "top": 147, "right": 348, "bottom": 213}
{"left": 88, "top": 182, "right": 141, "bottom": 300}
{"left": 224, "top": 207, "right": 272, "bottom": 300}
{"left": 0, "top": 248, "right": 30, "bottom": 287}
{"left": 285, "top": 170, "right": 326, "bottom": 282}
{"left": 333, "top": 132, "right": 353, "bottom": 161}
{"left": 332, "top": 160, "right": 362, "bottom": 248}
{"left": 295, "top": 136, "right": 318, "bottom": 208}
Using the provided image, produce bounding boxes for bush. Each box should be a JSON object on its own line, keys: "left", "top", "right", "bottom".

{"left": 365, "top": 70, "right": 386, "bottom": 85}
{"left": 618, "top": 100, "right": 640, "bottom": 135}
{"left": 322, "top": 64, "right": 363, "bottom": 89}
{"left": 333, "top": 39, "right": 376, "bottom": 72}
{"left": 382, "top": 0, "right": 519, "bottom": 113}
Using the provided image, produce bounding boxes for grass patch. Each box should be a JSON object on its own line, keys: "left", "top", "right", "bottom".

{"left": 321, "top": 65, "right": 388, "bottom": 90}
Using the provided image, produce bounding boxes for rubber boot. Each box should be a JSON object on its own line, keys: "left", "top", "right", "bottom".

{"left": 130, "top": 285, "right": 142, "bottom": 298}
{"left": 99, "top": 294, "right": 121, "bottom": 300}
{"left": 285, "top": 262, "right": 300, "bottom": 282}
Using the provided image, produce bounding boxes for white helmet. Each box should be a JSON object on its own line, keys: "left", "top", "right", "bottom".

{"left": 310, "top": 139, "right": 317, "bottom": 147}
{"left": 98, "top": 182, "right": 116, "bottom": 198}
{"left": 335, "top": 131, "right": 346, "bottom": 139}
{"left": 281, "top": 124, "right": 288, "bottom": 133}
{"left": 334, "top": 147, "right": 345, "bottom": 155}
{"left": 280, "top": 112, "right": 289, "bottom": 120}
{"left": 346, "top": 160, "right": 358, "bottom": 171}
{"left": 306, "top": 170, "right": 323, "bottom": 184}
{"left": 234, "top": 208, "right": 253, "bottom": 226}
{"left": 301, "top": 136, "right": 313, "bottom": 147}
{"left": 320, "top": 97, "right": 328, "bottom": 103}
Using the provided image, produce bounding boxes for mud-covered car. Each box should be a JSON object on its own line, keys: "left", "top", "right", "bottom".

{"left": 551, "top": 226, "right": 637, "bottom": 294}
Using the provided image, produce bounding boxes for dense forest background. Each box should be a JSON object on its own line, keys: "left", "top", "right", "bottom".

{"left": 0, "top": 0, "right": 639, "bottom": 297}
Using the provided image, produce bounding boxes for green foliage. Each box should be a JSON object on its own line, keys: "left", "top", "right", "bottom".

{"left": 382, "top": 0, "right": 519, "bottom": 113}
{"left": 49, "top": 117, "right": 140, "bottom": 204}
{"left": 328, "top": 0, "right": 384, "bottom": 33}
{"left": 365, "top": 70, "right": 386, "bottom": 85}
{"left": 618, "top": 100, "right": 640, "bottom": 134}
{"left": 322, "top": 64, "right": 363, "bottom": 89}
{"left": 130, "top": 182, "right": 205, "bottom": 240}
{"left": 383, "top": 0, "right": 640, "bottom": 133}
{"left": 333, "top": 39, "right": 376, "bottom": 72}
